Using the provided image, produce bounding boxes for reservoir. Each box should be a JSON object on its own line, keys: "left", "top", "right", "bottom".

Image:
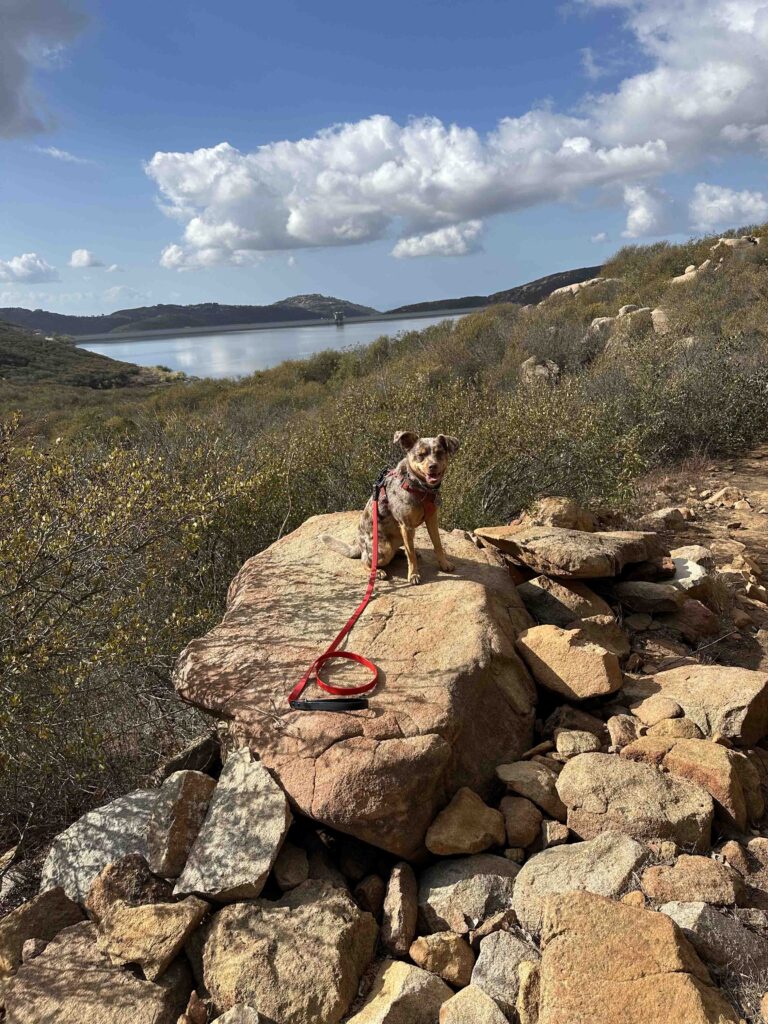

{"left": 76, "top": 313, "right": 462, "bottom": 379}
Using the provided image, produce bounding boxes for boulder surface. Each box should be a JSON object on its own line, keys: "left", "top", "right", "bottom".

{"left": 173, "top": 513, "right": 536, "bottom": 858}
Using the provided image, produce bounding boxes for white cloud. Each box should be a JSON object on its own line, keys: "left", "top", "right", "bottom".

{"left": 147, "top": 0, "right": 768, "bottom": 265}
{"left": 103, "top": 285, "right": 148, "bottom": 306}
{"left": 0, "top": 252, "right": 58, "bottom": 283}
{"left": 590, "top": 231, "right": 608, "bottom": 243}
{"left": 392, "top": 220, "right": 483, "bottom": 258}
{"left": 622, "top": 183, "right": 676, "bottom": 238}
{"left": 69, "top": 248, "right": 104, "bottom": 268}
{"left": 106, "top": 263, "right": 123, "bottom": 273}
{"left": 1, "top": 1, "right": 87, "bottom": 137}
{"left": 689, "top": 182, "right": 768, "bottom": 230}
{"left": 287, "top": 255, "right": 297, "bottom": 267}
{"left": 34, "top": 144, "right": 93, "bottom": 164}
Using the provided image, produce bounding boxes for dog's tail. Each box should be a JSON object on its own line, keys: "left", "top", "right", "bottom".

{"left": 319, "top": 533, "right": 362, "bottom": 559}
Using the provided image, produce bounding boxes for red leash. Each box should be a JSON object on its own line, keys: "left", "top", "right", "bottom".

{"left": 288, "top": 480, "right": 382, "bottom": 712}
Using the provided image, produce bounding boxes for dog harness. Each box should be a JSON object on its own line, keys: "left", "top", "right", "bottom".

{"left": 377, "top": 467, "right": 441, "bottom": 520}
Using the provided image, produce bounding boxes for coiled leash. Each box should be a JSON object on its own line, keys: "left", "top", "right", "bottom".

{"left": 288, "top": 470, "right": 389, "bottom": 712}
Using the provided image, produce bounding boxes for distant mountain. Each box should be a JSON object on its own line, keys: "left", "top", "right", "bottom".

{"left": 0, "top": 294, "right": 377, "bottom": 338}
{"left": 273, "top": 294, "right": 378, "bottom": 317}
{"left": 386, "top": 265, "right": 603, "bottom": 315}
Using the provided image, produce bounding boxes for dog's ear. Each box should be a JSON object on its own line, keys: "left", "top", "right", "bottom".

{"left": 393, "top": 430, "right": 418, "bottom": 450}
{"left": 438, "top": 434, "right": 460, "bottom": 455}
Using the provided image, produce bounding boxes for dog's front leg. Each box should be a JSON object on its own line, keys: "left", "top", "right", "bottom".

{"left": 399, "top": 524, "right": 421, "bottom": 584}
{"left": 425, "top": 509, "right": 455, "bottom": 573}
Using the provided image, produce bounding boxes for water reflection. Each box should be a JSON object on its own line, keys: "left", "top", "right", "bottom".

{"left": 77, "top": 314, "right": 457, "bottom": 379}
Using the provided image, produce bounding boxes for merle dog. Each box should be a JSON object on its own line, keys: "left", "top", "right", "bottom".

{"left": 320, "top": 430, "right": 460, "bottom": 584}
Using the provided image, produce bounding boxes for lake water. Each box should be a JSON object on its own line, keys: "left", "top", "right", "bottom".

{"left": 77, "top": 314, "right": 458, "bottom": 379}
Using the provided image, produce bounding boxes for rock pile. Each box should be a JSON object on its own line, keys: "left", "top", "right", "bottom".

{"left": 4, "top": 492, "right": 768, "bottom": 1022}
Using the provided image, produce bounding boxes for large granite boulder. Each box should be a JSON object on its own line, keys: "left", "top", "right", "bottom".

{"left": 174, "top": 513, "right": 536, "bottom": 858}
{"left": 200, "top": 880, "right": 377, "bottom": 1022}
{"left": 418, "top": 854, "right": 520, "bottom": 935}
{"left": 473, "top": 526, "right": 665, "bottom": 578}
{"left": 623, "top": 666, "right": 768, "bottom": 745}
{"left": 556, "top": 753, "right": 714, "bottom": 852}
{"left": 538, "top": 892, "right": 739, "bottom": 1024}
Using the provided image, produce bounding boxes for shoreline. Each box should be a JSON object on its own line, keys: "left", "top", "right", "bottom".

{"left": 73, "top": 305, "right": 486, "bottom": 344}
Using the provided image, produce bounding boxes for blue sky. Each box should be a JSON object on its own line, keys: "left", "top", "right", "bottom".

{"left": 2, "top": 0, "right": 768, "bottom": 314}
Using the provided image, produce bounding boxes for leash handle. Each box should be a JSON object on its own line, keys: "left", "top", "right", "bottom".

{"left": 288, "top": 482, "right": 381, "bottom": 711}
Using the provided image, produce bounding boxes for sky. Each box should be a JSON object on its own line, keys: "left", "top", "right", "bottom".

{"left": 1, "top": 0, "right": 768, "bottom": 315}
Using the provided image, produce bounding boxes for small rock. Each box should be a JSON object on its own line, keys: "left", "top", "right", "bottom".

{"left": 500, "top": 795, "right": 543, "bottom": 847}
{"left": 718, "top": 840, "right": 750, "bottom": 876}
{"left": 348, "top": 960, "right": 452, "bottom": 1024}
{"left": 96, "top": 895, "right": 209, "bottom": 981}
{"left": 632, "top": 695, "right": 683, "bottom": 727}
{"left": 516, "top": 959, "right": 540, "bottom": 1024}
{"left": 174, "top": 749, "right": 292, "bottom": 902}
{"left": 147, "top": 770, "right": 216, "bottom": 880}
{"left": 467, "top": 908, "right": 518, "bottom": 951}
{"left": 607, "top": 714, "right": 641, "bottom": 750}
{"left": 542, "top": 705, "right": 607, "bottom": 741}
{"left": 272, "top": 841, "right": 309, "bottom": 892}
{"left": 471, "top": 929, "right": 540, "bottom": 1019}
{"left": 660, "top": 899, "right": 768, "bottom": 975}
{"left": 505, "top": 847, "right": 526, "bottom": 863}
{"left": 381, "top": 862, "right": 418, "bottom": 956}
{"left": 641, "top": 855, "right": 742, "bottom": 906}
{"left": 620, "top": 736, "right": 678, "bottom": 766}
{"left": 647, "top": 718, "right": 703, "bottom": 739}
{"left": 613, "top": 581, "right": 686, "bottom": 614}
{"left": 20, "top": 938, "right": 47, "bottom": 963}
{"left": 496, "top": 762, "right": 567, "bottom": 821}
{"left": 541, "top": 821, "right": 569, "bottom": 848}
{"left": 439, "top": 985, "right": 508, "bottom": 1024}
{"left": 554, "top": 729, "right": 602, "bottom": 757}
{"left": 215, "top": 1008, "right": 267, "bottom": 1024}
{"left": 516, "top": 576, "right": 612, "bottom": 628}
{"left": 516, "top": 625, "right": 623, "bottom": 701}
{"left": 425, "top": 788, "right": 505, "bottom": 856}
{"left": 354, "top": 874, "right": 386, "bottom": 919}
{"left": 418, "top": 855, "right": 519, "bottom": 935}
{"left": 85, "top": 854, "right": 172, "bottom": 925}
{"left": 409, "top": 932, "right": 475, "bottom": 987}
{"left": 177, "top": 990, "right": 209, "bottom": 1024}
{"left": 660, "top": 599, "right": 720, "bottom": 643}
{"left": 625, "top": 613, "right": 653, "bottom": 631}
{"left": 671, "top": 545, "right": 715, "bottom": 570}
{"left": 621, "top": 890, "right": 645, "bottom": 907}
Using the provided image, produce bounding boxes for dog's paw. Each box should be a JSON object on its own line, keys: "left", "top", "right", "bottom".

{"left": 439, "top": 559, "right": 456, "bottom": 573}
{"left": 375, "top": 568, "right": 388, "bottom": 580}
{"left": 408, "top": 572, "right": 421, "bottom": 586}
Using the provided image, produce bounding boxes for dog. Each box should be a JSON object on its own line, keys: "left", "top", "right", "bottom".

{"left": 320, "top": 431, "right": 460, "bottom": 585}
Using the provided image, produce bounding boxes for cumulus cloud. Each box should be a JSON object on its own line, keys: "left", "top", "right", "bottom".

{"left": 103, "top": 285, "right": 148, "bottom": 306}
{"left": 591, "top": 231, "right": 608, "bottom": 243}
{"left": 106, "top": 263, "right": 123, "bottom": 273}
{"left": 689, "top": 182, "right": 768, "bottom": 230}
{"left": 147, "top": 0, "right": 768, "bottom": 265}
{"left": 1, "top": 0, "right": 87, "bottom": 138}
{"left": 621, "top": 183, "right": 678, "bottom": 238}
{"left": 392, "top": 220, "right": 483, "bottom": 258}
{"left": 0, "top": 252, "right": 58, "bottom": 283}
{"left": 69, "top": 248, "right": 104, "bottom": 268}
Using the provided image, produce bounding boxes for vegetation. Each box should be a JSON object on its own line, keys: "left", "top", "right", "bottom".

{"left": 3, "top": 224, "right": 768, "bottom": 851}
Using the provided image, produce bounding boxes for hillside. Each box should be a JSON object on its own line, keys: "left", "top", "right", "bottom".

{"left": 0, "top": 294, "right": 373, "bottom": 338}
{"left": 387, "top": 264, "right": 602, "bottom": 314}
{"left": 0, "top": 320, "right": 161, "bottom": 388}
{"left": 271, "top": 293, "right": 378, "bottom": 317}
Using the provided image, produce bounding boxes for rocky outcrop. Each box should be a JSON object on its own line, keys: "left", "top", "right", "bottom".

{"left": 0, "top": 887, "right": 82, "bottom": 978}
{"left": 516, "top": 575, "right": 612, "bottom": 627}
{"left": 538, "top": 892, "right": 739, "bottom": 1024}
{"left": 173, "top": 513, "right": 536, "bottom": 858}
{"left": 474, "top": 526, "right": 665, "bottom": 578}
{"left": 96, "top": 896, "right": 209, "bottom": 981}
{"left": 347, "top": 960, "right": 453, "bottom": 1023}
{"left": 200, "top": 881, "right": 377, "bottom": 1022}
{"left": 556, "top": 753, "right": 714, "bottom": 851}
{"left": 516, "top": 624, "right": 623, "bottom": 700}
{"left": 147, "top": 770, "right": 216, "bottom": 880}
